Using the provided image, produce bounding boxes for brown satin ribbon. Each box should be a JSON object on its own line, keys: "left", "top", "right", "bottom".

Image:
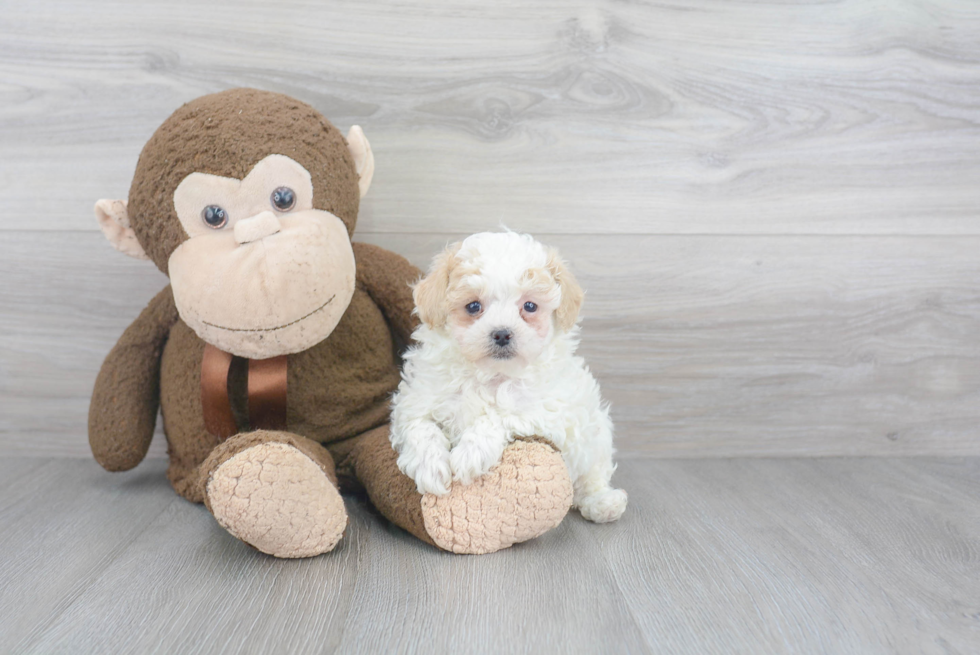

{"left": 201, "top": 344, "right": 237, "bottom": 441}
{"left": 248, "top": 355, "right": 288, "bottom": 432}
{"left": 201, "top": 345, "right": 288, "bottom": 440}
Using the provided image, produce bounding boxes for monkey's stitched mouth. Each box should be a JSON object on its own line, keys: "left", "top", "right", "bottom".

{"left": 201, "top": 295, "right": 335, "bottom": 333}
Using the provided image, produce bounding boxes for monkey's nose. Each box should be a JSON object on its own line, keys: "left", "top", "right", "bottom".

{"left": 234, "top": 211, "right": 281, "bottom": 245}
{"left": 491, "top": 329, "right": 513, "bottom": 346}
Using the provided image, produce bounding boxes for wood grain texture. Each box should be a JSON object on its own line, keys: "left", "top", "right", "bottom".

{"left": 2, "top": 0, "right": 980, "bottom": 459}
{"left": 1, "top": 456, "right": 978, "bottom": 653}
{"left": 1, "top": 0, "right": 979, "bottom": 235}
{"left": 3, "top": 231, "right": 978, "bottom": 458}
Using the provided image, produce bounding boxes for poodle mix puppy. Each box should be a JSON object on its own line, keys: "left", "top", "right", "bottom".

{"left": 390, "top": 231, "right": 628, "bottom": 523}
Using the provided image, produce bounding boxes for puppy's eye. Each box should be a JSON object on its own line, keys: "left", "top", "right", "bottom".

{"left": 271, "top": 186, "right": 296, "bottom": 211}
{"left": 523, "top": 301, "right": 538, "bottom": 313}
{"left": 465, "top": 301, "right": 482, "bottom": 315}
{"left": 201, "top": 205, "right": 228, "bottom": 229}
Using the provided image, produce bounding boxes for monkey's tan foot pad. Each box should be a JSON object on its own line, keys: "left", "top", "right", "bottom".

{"left": 206, "top": 442, "right": 347, "bottom": 558}
{"left": 421, "top": 440, "right": 573, "bottom": 555}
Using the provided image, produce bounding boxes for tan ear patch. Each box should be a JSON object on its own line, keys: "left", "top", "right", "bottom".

{"left": 347, "top": 125, "right": 374, "bottom": 199}
{"left": 547, "top": 247, "right": 584, "bottom": 332}
{"left": 94, "top": 199, "right": 149, "bottom": 260}
{"left": 413, "top": 242, "right": 462, "bottom": 328}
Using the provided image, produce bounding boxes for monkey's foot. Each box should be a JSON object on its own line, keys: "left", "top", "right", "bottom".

{"left": 421, "top": 439, "right": 573, "bottom": 554}
{"left": 205, "top": 442, "right": 347, "bottom": 558}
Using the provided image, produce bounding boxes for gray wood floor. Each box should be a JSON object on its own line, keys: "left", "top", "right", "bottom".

{"left": 2, "top": 456, "right": 978, "bottom": 654}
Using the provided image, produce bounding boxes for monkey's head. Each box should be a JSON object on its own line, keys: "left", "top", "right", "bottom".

{"left": 95, "top": 89, "right": 375, "bottom": 359}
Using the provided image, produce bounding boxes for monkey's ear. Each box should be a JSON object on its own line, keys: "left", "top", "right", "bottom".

{"left": 346, "top": 126, "right": 375, "bottom": 199}
{"left": 413, "top": 242, "right": 461, "bottom": 328}
{"left": 547, "top": 247, "right": 584, "bottom": 332}
{"left": 94, "top": 199, "right": 149, "bottom": 260}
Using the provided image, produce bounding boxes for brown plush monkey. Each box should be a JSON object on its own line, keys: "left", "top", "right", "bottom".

{"left": 90, "top": 89, "right": 573, "bottom": 557}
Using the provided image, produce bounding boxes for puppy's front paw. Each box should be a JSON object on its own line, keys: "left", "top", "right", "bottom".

{"left": 449, "top": 439, "right": 506, "bottom": 486}
{"left": 416, "top": 451, "right": 452, "bottom": 496}
{"left": 398, "top": 447, "right": 452, "bottom": 496}
{"left": 577, "top": 488, "right": 628, "bottom": 523}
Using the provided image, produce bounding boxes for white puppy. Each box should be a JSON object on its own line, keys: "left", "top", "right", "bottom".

{"left": 390, "top": 231, "right": 627, "bottom": 523}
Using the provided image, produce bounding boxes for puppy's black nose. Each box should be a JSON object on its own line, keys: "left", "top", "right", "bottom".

{"left": 491, "top": 329, "right": 513, "bottom": 346}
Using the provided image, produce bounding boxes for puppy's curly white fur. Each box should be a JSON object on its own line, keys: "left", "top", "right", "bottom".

{"left": 390, "top": 231, "right": 627, "bottom": 523}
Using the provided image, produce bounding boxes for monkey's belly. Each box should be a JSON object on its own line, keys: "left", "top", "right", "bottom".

{"left": 286, "top": 290, "right": 401, "bottom": 443}
{"left": 159, "top": 289, "right": 400, "bottom": 455}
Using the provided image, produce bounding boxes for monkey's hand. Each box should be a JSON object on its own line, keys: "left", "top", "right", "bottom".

{"left": 89, "top": 285, "right": 178, "bottom": 471}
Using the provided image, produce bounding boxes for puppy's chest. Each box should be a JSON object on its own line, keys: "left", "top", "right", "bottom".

{"left": 440, "top": 379, "right": 560, "bottom": 432}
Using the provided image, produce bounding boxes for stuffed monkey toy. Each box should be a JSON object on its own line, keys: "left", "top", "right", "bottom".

{"left": 89, "top": 89, "right": 573, "bottom": 557}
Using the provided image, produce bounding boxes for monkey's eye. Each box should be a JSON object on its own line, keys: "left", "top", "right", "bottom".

{"left": 465, "top": 301, "right": 482, "bottom": 315}
{"left": 201, "top": 205, "right": 228, "bottom": 229}
{"left": 271, "top": 186, "right": 296, "bottom": 211}
{"left": 523, "top": 301, "right": 538, "bottom": 313}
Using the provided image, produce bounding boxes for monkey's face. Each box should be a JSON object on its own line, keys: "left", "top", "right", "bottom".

{"left": 95, "top": 89, "right": 376, "bottom": 359}
{"left": 167, "top": 155, "right": 356, "bottom": 358}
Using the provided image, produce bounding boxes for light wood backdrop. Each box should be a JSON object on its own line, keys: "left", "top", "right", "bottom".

{"left": 1, "top": 0, "right": 979, "bottom": 458}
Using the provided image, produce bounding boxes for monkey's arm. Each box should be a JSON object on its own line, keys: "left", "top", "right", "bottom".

{"left": 352, "top": 242, "right": 422, "bottom": 346}
{"left": 88, "top": 285, "right": 179, "bottom": 471}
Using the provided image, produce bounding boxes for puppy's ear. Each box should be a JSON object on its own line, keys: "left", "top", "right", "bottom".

{"left": 547, "top": 247, "right": 584, "bottom": 332}
{"left": 414, "top": 242, "right": 461, "bottom": 328}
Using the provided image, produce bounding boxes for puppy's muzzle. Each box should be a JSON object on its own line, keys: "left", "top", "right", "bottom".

{"left": 489, "top": 328, "right": 515, "bottom": 359}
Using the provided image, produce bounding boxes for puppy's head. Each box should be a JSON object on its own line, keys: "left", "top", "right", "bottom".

{"left": 414, "top": 231, "right": 583, "bottom": 370}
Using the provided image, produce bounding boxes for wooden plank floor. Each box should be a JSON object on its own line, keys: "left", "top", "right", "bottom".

{"left": 2, "top": 456, "right": 978, "bottom": 654}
